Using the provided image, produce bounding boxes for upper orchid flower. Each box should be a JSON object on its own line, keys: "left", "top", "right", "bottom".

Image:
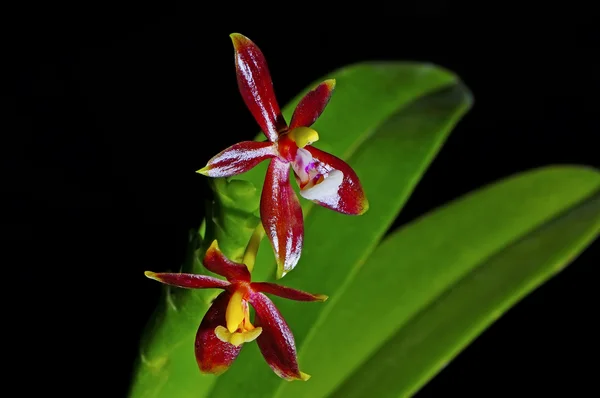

{"left": 145, "top": 240, "right": 327, "bottom": 380}
{"left": 198, "top": 33, "right": 369, "bottom": 277}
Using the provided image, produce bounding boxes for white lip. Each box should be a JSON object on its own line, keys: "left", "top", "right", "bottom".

{"left": 300, "top": 169, "right": 344, "bottom": 207}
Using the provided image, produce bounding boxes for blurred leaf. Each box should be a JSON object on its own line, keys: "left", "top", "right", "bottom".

{"left": 284, "top": 166, "right": 600, "bottom": 398}
{"left": 129, "top": 61, "right": 469, "bottom": 397}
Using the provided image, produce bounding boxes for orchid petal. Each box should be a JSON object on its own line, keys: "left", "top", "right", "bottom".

{"left": 144, "top": 271, "right": 230, "bottom": 289}
{"left": 197, "top": 141, "right": 276, "bottom": 178}
{"left": 249, "top": 292, "right": 309, "bottom": 381}
{"left": 230, "top": 33, "right": 286, "bottom": 142}
{"left": 289, "top": 79, "right": 336, "bottom": 129}
{"left": 297, "top": 146, "right": 369, "bottom": 215}
{"left": 251, "top": 282, "right": 328, "bottom": 302}
{"left": 195, "top": 291, "right": 242, "bottom": 374}
{"left": 261, "top": 158, "right": 304, "bottom": 278}
{"left": 203, "top": 240, "right": 251, "bottom": 282}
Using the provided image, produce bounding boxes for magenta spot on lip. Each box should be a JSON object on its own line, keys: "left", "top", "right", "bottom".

{"left": 303, "top": 159, "right": 316, "bottom": 174}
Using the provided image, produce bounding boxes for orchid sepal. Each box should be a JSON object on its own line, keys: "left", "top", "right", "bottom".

{"left": 261, "top": 157, "right": 304, "bottom": 278}
{"left": 250, "top": 291, "right": 305, "bottom": 381}
{"left": 289, "top": 79, "right": 336, "bottom": 130}
{"left": 230, "top": 33, "right": 287, "bottom": 142}
{"left": 197, "top": 141, "right": 276, "bottom": 178}
{"left": 144, "top": 271, "right": 230, "bottom": 289}
{"left": 204, "top": 240, "right": 251, "bottom": 282}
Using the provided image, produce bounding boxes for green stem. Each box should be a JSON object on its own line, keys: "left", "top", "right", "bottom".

{"left": 243, "top": 223, "right": 265, "bottom": 272}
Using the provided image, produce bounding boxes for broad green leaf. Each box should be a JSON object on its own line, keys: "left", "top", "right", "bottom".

{"left": 129, "top": 61, "right": 470, "bottom": 398}
{"left": 207, "top": 74, "right": 471, "bottom": 395}
{"left": 284, "top": 166, "right": 600, "bottom": 398}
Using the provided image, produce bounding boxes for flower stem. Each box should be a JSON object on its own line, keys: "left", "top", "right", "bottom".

{"left": 243, "top": 223, "right": 265, "bottom": 272}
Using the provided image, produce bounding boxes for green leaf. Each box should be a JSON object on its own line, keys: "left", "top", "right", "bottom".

{"left": 128, "top": 61, "right": 470, "bottom": 397}
{"left": 207, "top": 71, "right": 471, "bottom": 395}
{"left": 326, "top": 166, "right": 600, "bottom": 398}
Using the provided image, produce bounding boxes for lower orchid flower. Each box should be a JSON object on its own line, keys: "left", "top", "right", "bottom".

{"left": 197, "top": 33, "right": 368, "bottom": 278}
{"left": 145, "top": 239, "right": 327, "bottom": 380}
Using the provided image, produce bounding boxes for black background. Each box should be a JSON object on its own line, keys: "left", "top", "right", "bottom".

{"left": 4, "top": 2, "right": 598, "bottom": 396}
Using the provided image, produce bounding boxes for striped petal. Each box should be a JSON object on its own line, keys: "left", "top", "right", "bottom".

{"left": 197, "top": 141, "right": 276, "bottom": 178}
{"left": 260, "top": 157, "right": 304, "bottom": 278}
{"left": 251, "top": 282, "right": 328, "bottom": 302}
{"left": 144, "top": 271, "right": 230, "bottom": 289}
{"left": 231, "top": 33, "right": 287, "bottom": 142}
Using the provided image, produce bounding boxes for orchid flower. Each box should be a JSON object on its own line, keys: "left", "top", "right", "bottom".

{"left": 198, "top": 33, "right": 368, "bottom": 277}
{"left": 145, "top": 240, "right": 327, "bottom": 380}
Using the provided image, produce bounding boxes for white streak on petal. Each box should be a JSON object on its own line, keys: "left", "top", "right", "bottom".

{"left": 299, "top": 170, "right": 344, "bottom": 208}
{"left": 282, "top": 228, "right": 302, "bottom": 276}
{"left": 269, "top": 224, "right": 279, "bottom": 256}
{"left": 207, "top": 144, "right": 276, "bottom": 177}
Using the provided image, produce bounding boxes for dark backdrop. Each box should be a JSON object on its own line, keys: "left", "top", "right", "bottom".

{"left": 4, "top": 3, "right": 598, "bottom": 396}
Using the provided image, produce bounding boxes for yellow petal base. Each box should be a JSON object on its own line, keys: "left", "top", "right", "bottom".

{"left": 214, "top": 325, "right": 263, "bottom": 347}
{"left": 287, "top": 127, "right": 319, "bottom": 148}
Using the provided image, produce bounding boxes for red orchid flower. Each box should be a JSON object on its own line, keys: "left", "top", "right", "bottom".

{"left": 145, "top": 240, "right": 327, "bottom": 381}
{"left": 198, "top": 33, "right": 369, "bottom": 277}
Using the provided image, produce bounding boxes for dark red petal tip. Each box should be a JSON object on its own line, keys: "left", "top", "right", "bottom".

{"left": 251, "top": 282, "right": 328, "bottom": 302}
